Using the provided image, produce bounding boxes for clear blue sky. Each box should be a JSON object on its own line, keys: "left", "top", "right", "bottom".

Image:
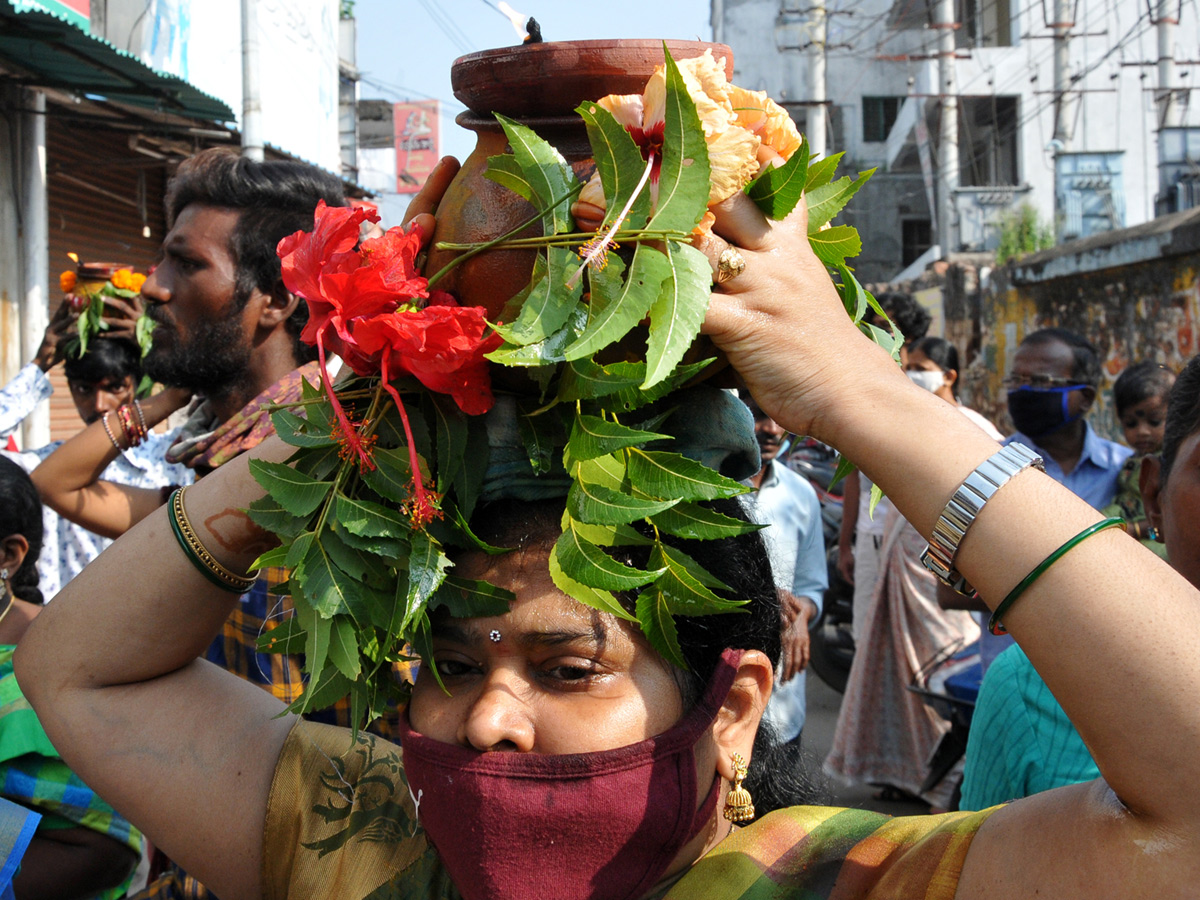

{"left": 354, "top": 0, "right": 714, "bottom": 163}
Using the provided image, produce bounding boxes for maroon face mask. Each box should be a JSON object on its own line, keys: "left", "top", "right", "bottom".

{"left": 398, "top": 648, "right": 743, "bottom": 900}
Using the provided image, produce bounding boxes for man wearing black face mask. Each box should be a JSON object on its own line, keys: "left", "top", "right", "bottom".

{"left": 1003, "top": 328, "right": 1131, "bottom": 509}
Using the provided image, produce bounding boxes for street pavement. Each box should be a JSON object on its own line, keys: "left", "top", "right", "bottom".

{"left": 802, "top": 670, "right": 932, "bottom": 817}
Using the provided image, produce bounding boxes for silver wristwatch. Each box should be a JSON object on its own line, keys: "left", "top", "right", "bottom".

{"left": 920, "top": 442, "right": 1045, "bottom": 595}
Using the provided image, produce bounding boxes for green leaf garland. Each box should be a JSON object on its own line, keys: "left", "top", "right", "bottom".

{"left": 250, "top": 47, "right": 898, "bottom": 730}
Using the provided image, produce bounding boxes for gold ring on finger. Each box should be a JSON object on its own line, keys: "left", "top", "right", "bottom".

{"left": 716, "top": 247, "right": 747, "bottom": 284}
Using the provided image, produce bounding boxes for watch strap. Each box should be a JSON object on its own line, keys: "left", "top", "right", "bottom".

{"left": 920, "top": 442, "right": 1045, "bottom": 595}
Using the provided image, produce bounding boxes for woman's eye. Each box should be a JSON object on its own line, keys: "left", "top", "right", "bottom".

{"left": 432, "top": 658, "right": 477, "bottom": 678}
{"left": 544, "top": 662, "right": 598, "bottom": 682}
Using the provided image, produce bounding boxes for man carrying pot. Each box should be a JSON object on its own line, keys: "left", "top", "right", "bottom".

{"left": 1, "top": 301, "right": 193, "bottom": 600}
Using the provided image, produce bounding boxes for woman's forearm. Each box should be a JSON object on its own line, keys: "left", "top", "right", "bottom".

{"left": 787, "top": 332, "right": 1200, "bottom": 824}
{"left": 702, "top": 196, "right": 1200, "bottom": 832}
{"left": 15, "top": 437, "right": 292, "bottom": 900}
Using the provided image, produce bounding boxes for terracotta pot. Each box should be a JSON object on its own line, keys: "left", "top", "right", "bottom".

{"left": 77, "top": 262, "right": 133, "bottom": 293}
{"left": 427, "top": 40, "right": 733, "bottom": 322}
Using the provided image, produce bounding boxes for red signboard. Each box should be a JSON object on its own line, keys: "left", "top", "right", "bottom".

{"left": 394, "top": 100, "right": 439, "bottom": 195}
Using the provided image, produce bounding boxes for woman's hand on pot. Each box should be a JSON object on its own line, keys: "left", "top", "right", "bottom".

{"left": 402, "top": 156, "right": 461, "bottom": 242}
{"left": 699, "top": 191, "right": 898, "bottom": 444}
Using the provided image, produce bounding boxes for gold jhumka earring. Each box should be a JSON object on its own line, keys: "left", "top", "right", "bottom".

{"left": 722, "top": 753, "right": 755, "bottom": 823}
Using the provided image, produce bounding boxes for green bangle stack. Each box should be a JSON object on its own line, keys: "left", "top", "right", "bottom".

{"left": 167, "top": 487, "right": 257, "bottom": 594}
{"left": 988, "top": 517, "right": 1125, "bottom": 635}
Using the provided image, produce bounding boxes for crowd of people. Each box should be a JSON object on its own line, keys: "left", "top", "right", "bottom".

{"left": 777, "top": 292, "right": 1176, "bottom": 814}
{"left": 0, "top": 136, "right": 1195, "bottom": 900}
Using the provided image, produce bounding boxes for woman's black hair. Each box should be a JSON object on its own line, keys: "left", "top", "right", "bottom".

{"left": 876, "top": 291, "right": 931, "bottom": 346}
{"left": 1160, "top": 355, "right": 1200, "bottom": 487}
{"left": 63, "top": 337, "right": 141, "bottom": 386}
{"left": 1113, "top": 361, "right": 1175, "bottom": 416}
{"left": 914, "top": 336, "right": 961, "bottom": 398}
{"left": 0, "top": 458, "right": 44, "bottom": 605}
{"left": 461, "top": 495, "right": 827, "bottom": 816}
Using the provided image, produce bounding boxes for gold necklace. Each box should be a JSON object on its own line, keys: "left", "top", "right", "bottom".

{"left": 0, "top": 593, "right": 16, "bottom": 629}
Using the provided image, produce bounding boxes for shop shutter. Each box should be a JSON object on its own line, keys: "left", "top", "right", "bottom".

{"left": 44, "top": 118, "right": 169, "bottom": 442}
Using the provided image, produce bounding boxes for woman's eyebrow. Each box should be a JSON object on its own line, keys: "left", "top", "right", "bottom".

{"left": 517, "top": 627, "right": 606, "bottom": 651}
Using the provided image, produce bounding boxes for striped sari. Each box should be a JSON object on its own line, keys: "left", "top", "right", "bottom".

{"left": 0, "top": 646, "right": 143, "bottom": 900}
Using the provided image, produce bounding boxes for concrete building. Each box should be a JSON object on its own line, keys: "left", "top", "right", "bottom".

{"left": 714, "top": 0, "right": 1200, "bottom": 283}
{"left": 1, "top": 0, "right": 362, "bottom": 446}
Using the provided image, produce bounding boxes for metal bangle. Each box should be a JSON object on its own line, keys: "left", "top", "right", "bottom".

{"left": 168, "top": 487, "right": 256, "bottom": 594}
{"left": 100, "top": 411, "right": 124, "bottom": 451}
{"left": 920, "top": 442, "right": 1045, "bottom": 595}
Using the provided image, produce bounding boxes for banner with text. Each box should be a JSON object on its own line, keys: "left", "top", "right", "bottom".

{"left": 394, "top": 100, "right": 439, "bottom": 194}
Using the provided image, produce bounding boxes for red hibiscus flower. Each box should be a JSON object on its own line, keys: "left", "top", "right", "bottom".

{"left": 277, "top": 202, "right": 501, "bottom": 525}
{"left": 352, "top": 293, "right": 502, "bottom": 417}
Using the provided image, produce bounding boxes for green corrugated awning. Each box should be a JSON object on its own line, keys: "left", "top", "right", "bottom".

{"left": 0, "top": 0, "right": 235, "bottom": 122}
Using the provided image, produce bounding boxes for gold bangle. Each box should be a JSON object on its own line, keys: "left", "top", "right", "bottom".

{"left": 168, "top": 487, "right": 256, "bottom": 593}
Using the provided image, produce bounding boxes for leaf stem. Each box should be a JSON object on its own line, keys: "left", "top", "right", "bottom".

{"left": 434, "top": 229, "right": 689, "bottom": 252}
{"left": 425, "top": 183, "right": 583, "bottom": 290}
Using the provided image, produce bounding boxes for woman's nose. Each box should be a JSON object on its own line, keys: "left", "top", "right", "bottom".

{"left": 458, "top": 671, "right": 535, "bottom": 753}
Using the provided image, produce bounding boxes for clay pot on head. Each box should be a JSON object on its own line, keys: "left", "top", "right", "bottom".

{"left": 426, "top": 40, "right": 733, "bottom": 328}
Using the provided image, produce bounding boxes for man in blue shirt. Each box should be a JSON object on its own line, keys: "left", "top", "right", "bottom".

{"left": 741, "top": 397, "right": 828, "bottom": 743}
{"left": 1003, "top": 327, "right": 1131, "bottom": 508}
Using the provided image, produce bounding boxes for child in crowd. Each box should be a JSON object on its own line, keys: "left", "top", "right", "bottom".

{"left": 1104, "top": 361, "right": 1175, "bottom": 557}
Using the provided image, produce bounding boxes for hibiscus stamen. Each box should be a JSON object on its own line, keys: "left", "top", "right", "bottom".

{"left": 316, "top": 332, "right": 377, "bottom": 471}
{"left": 576, "top": 236, "right": 619, "bottom": 272}
{"left": 566, "top": 151, "right": 656, "bottom": 290}
{"left": 381, "top": 355, "right": 442, "bottom": 529}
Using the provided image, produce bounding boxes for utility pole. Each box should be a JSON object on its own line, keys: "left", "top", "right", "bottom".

{"left": 241, "top": 0, "right": 264, "bottom": 161}
{"left": 935, "top": 0, "right": 958, "bottom": 254}
{"left": 1051, "top": 0, "right": 1076, "bottom": 146}
{"left": 20, "top": 89, "right": 49, "bottom": 448}
{"left": 773, "top": 2, "right": 826, "bottom": 160}
{"left": 1156, "top": 0, "right": 1182, "bottom": 129}
{"left": 808, "top": 0, "right": 827, "bottom": 161}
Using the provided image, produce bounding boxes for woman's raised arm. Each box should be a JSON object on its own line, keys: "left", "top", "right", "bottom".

{"left": 701, "top": 191, "right": 1200, "bottom": 896}
{"left": 16, "top": 438, "right": 294, "bottom": 900}
{"left": 31, "top": 387, "right": 191, "bottom": 538}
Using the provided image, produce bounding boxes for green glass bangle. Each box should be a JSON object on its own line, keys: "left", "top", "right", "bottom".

{"left": 167, "top": 488, "right": 256, "bottom": 594}
{"left": 988, "top": 517, "right": 1125, "bottom": 636}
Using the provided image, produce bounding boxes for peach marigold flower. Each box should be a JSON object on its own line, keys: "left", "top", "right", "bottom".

{"left": 570, "top": 50, "right": 803, "bottom": 236}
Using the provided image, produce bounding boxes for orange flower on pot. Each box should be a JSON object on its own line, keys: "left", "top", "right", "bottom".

{"left": 59, "top": 270, "right": 77, "bottom": 293}
{"left": 570, "top": 49, "right": 802, "bottom": 235}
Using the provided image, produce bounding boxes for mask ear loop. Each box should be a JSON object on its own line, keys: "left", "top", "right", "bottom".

{"left": 1059, "top": 384, "right": 1089, "bottom": 429}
